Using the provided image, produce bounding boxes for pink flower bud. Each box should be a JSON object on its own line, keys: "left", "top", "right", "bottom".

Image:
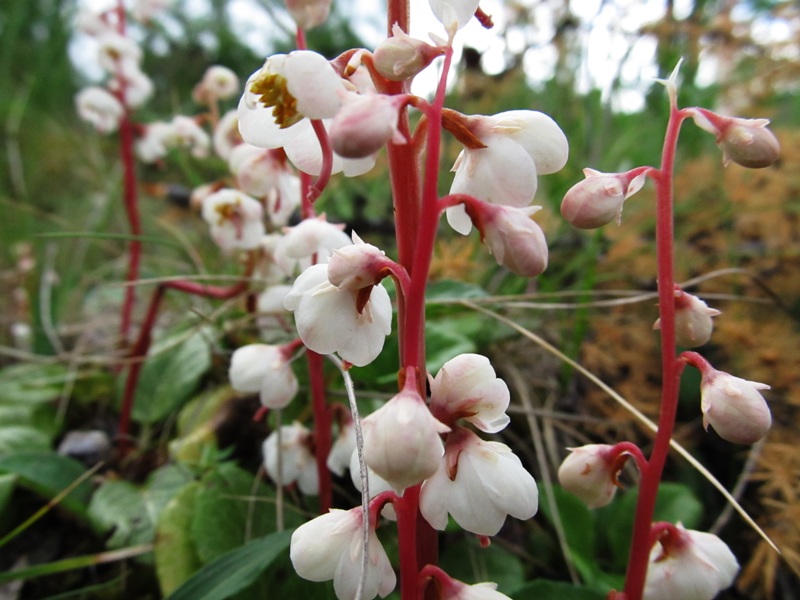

{"left": 327, "top": 232, "right": 388, "bottom": 290}
{"left": 329, "top": 93, "right": 406, "bottom": 159}
{"left": 285, "top": 0, "right": 332, "bottom": 30}
{"left": 557, "top": 444, "right": 620, "bottom": 509}
{"left": 700, "top": 368, "right": 771, "bottom": 444}
{"left": 644, "top": 524, "right": 738, "bottom": 600}
{"left": 481, "top": 205, "right": 548, "bottom": 277}
{"left": 361, "top": 384, "right": 450, "bottom": 491}
{"left": 561, "top": 168, "right": 646, "bottom": 229}
{"left": 690, "top": 108, "right": 779, "bottom": 169}
{"left": 654, "top": 288, "right": 721, "bottom": 347}
{"left": 373, "top": 24, "right": 445, "bottom": 81}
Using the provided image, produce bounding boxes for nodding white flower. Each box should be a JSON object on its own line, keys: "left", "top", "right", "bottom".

{"left": 109, "top": 63, "right": 154, "bottom": 108}
{"left": 329, "top": 93, "right": 406, "bottom": 159}
{"left": 283, "top": 263, "right": 392, "bottom": 367}
{"left": 290, "top": 507, "right": 396, "bottom": 600}
{"left": 373, "top": 24, "right": 445, "bottom": 81}
{"left": 263, "top": 423, "right": 318, "bottom": 495}
{"left": 96, "top": 32, "right": 143, "bottom": 72}
{"left": 475, "top": 204, "right": 548, "bottom": 277}
{"left": 327, "top": 422, "right": 356, "bottom": 477}
{"left": 420, "top": 427, "right": 538, "bottom": 536}
{"left": 446, "top": 110, "right": 567, "bottom": 231}
{"left": 429, "top": 353, "right": 510, "bottom": 433}
{"left": 75, "top": 87, "right": 124, "bottom": 134}
{"left": 229, "top": 344, "right": 298, "bottom": 409}
{"left": 193, "top": 65, "right": 240, "bottom": 103}
{"left": 285, "top": 0, "right": 333, "bottom": 30}
{"left": 213, "top": 110, "right": 242, "bottom": 160}
{"left": 74, "top": 7, "right": 112, "bottom": 36}
{"left": 167, "top": 115, "right": 210, "bottom": 159}
{"left": 654, "top": 288, "right": 721, "bottom": 348}
{"left": 429, "top": 0, "right": 481, "bottom": 32}
{"left": 348, "top": 449, "right": 397, "bottom": 520}
{"left": 275, "top": 216, "right": 351, "bottom": 274}
{"left": 561, "top": 168, "right": 647, "bottom": 229}
{"left": 228, "top": 144, "right": 300, "bottom": 226}
{"left": 557, "top": 444, "right": 621, "bottom": 509}
{"left": 130, "top": 0, "right": 173, "bottom": 22}
{"left": 327, "top": 232, "right": 389, "bottom": 291}
{"left": 700, "top": 368, "right": 771, "bottom": 444}
{"left": 362, "top": 384, "right": 450, "bottom": 491}
{"left": 643, "top": 524, "right": 738, "bottom": 600}
{"left": 201, "top": 189, "right": 265, "bottom": 251}
{"left": 690, "top": 108, "right": 780, "bottom": 169}
{"left": 135, "top": 121, "right": 174, "bottom": 163}
{"left": 440, "top": 581, "right": 512, "bottom": 600}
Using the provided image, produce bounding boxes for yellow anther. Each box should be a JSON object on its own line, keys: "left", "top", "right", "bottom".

{"left": 249, "top": 71, "right": 302, "bottom": 129}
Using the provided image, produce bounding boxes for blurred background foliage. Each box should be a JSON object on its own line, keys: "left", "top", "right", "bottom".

{"left": 0, "top": 0, "right": 798, "bottom": 598}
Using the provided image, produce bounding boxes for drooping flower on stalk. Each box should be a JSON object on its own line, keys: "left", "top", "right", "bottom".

{"left": 262, "top": 423, "right": 318, "bottom": 495}
{"left": 229, "top": 343, "right": 299, "bottom": 409}
{"left": 653, "top": 287, "right": 721, "bottom": 348}
{"left": 201, "top": 188, "right": 265, "bottom": 251}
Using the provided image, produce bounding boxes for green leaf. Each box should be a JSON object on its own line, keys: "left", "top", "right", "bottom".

{"left": 166, "top": 530, "right": 292, "bottom": 600}
{"left": 130, "top": 329, "right": 212, "bottom": 424}
{"left": 0, "top": 452, "right": 93, "bottom": 519}
{"left": 424, "top": 320, "right": 477, "bottom": 374}
{"left": 155, "top": 482, "right": 203, "bottom": 596}
{"left": 425, "top": 280, "right": 489, "bottom": 302}
{"left": 0, "top": 473, "right": 17, "bottom": 515}
{"left": 0, "top": 426, "right": 51, "bottom": 456}
{"left": 440, "top": 534, "right": 525, "bottom": 593}
{"left": 511, "top": 579, "right": 606, "bottom": 600}
{"left": 0, "top": 363, "right": 69, "bottom": 404}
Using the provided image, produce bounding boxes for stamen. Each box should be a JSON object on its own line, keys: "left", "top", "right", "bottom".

{"left": 249, "top": 71, "right": 302, "bottom": 129}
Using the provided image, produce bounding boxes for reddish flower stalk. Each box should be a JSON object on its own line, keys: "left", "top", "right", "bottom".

{"left": 621, "top": 102, "right": 691, "bottom": 600}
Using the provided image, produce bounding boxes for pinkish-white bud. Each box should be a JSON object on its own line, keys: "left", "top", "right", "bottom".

{"left": 429, "top": 353, "right": 510, "bottom": 433}
{"left": 561, "top": 168, "right": 646, "bottom": 229}
{"left": 654, "top": 288, "right": 721, "bottom": 348}
{"left": 361, "top": 385, "right": 450, "bottom": 491}
{"left": 690, "top": 108, "right": 779, "bottom": 169}
{"left": 330, "top": 93, "right": 406, "bottom": 159}
{"left": 557, "top": 444, "right": 620, "bottom": 509}
{"left": 373, "top": 24, "right": 445, "bottom": 81}
{"left": 75, "top": 87, "right": 124, "bottom": 134}
{"left": 327, "top": 232, "right": 388, "bottom": 290}
{"left": 482, "top": 205, "right": 548, "bottom": 277}
{"left": 643, "top": 524, "right": 738, "bottom": 600}
{"left": 193, "top": 65, "right": 239, "bottom": 103}
{"left": 229, "top": 344, "right": 298, "bottom": 409}
{"left": 700, "top": 369, "right": 771, "bottom": 444}
{"left": 285, "top": 0, "right": 332, "bottom": 30}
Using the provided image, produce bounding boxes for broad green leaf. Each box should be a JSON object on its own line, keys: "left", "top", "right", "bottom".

{"left": 166, "top": 530, "right": 292, "bottom": 600}
{"left": 511, "top": 579, "right": 606, "bottom": 599}
{"left": 0, "top": 452, "right": 93, "bottom": 519}
{"left": 439, "top": 535, "right": 526, "bottom": 593}
{"left": 426, "top": 280, "right": 489, "bottom": 302}
{"left": 0, "top": 363, "right": 69, "bottom": 404}
{"left": 0, "top": 473, "right": 17, "bottom": 514}
{"left": 155, "top": 482, "right": 203, "bottom": 596}
{"left": 424, "top": 320, "right": 477, "bottom": 374}
{"left": 0, "top": 426, "right": 51, "bottom": 456}
{"left": 130, "top": 329, "right": 212, "bottom": 424}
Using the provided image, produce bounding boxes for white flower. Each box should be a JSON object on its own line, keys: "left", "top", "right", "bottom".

{"left": 284, "top": 263, "right": 392, "bottom": 367}
{"left": 420, "top": 427, "right": 538, "bottom": 536}
{"left": 136, "top": 121, "right": 174, "bottom": 163}
{"left": 75, "top": 87, "right": 124, "bottom": 134}
{"left": 429, "top": 354, "right": 510, "bottom": 433}
{"left": 429, "top": 0, "right": 481, "bottom": 32}
{"left": 275, "top": 217, "right": 351, "bottom": 274}
{"left": 285, "top": 0, "right": 332, "bottom": 30}
{"left": 193, "top": 65, "right": 240, "bottom": 103}
{"left": 442, "top": 581, "right": 512, "bottom": 600}
{"left": 263, "top": 423, "right": 318, "bottom": 495}
{"left": 643, "top": 524, "right": 738, "bottom": 600}
{"left": 557, "top": 444, "right": 619, "bottom": 509}
{"left": 201, "top": 189, "right": 265, "bottom": 251}
{"left": 479, "top": 205, "right": 548, "bottom": 278}
{"left": 654, "top": 289, "right": 721, "bottom": 348}
{"left": 327, "top": 422, "right": 356, "bottom": 477}
{"left": 213, "top": 110, "right": 242, "bottom": 160}
{"left": 329, "top": 93, "right": 406, "bottom": 159}
{"left": 290, "top": 508, "right": 396, "bottom": 600}
{"left": 168, "top": 115, "right": 210, "bottom": 159}
{"left": 229, "top": 344, "right": 298, "bottom": 409}
{"left": 446, "top": 110, "right": 567, "bottom": 232}
{"left": 74, "top": 7, "right": 112, "bottom": 35}
{"left": 130, "top": 0, "right": 173, "bottom": 22}
{"left": 96, "top": 32, "right": 142, "bottom": 72}
{"left": 362, "top": 386, "right": 450, "bottom": 491}
{"left": 560, "top": 168, "right": 646, "bottom": 229}
{"left": 700, "top": 369, "right": 771, "bottom": 444}
{"left": 109, "top": 63, "right": 154, "bottom": 108}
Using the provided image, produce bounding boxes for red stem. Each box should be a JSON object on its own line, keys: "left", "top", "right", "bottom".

{"left": 621, "top": 105, "right": 690, "bottom": 599}
{"left": 306, "top": 349, "right": 333, "bottom": 513}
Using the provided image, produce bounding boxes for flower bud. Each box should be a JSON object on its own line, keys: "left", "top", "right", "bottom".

{"left": 285, "top": 0, "right": 332, "bottom": 30}
{"left": 700, "top": 369, "right": 771, "bottom": 444}
{"left": 654, "top": 288, "right": 721, "bottom": 348}
{"left": 327, "top": 232, "right": 388, "bottom": 290}
{"left": 361, "top": 384, "right": 450, "bottom": 491}
{"left": 329, "top": 93, "right": 405, "bottom": 158}
{"left": 481, "top": 205, "right": 548, "bottom": 277}
{"left": 557, "top": 444, "right": 620, "bottom": 509}
{"left": 561, "top": 168, "right": 646, "bottom": 229}
{"left": 690, "top": 108, "right": 779, "bottom": 168}
{"left": 373, "top": 24, "right": 445, "bottom": 81}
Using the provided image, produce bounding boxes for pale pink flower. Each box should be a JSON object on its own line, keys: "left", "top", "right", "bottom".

{"left": 290, "top": 507, "right": 396, "bottom": 600}
{"left": 285, "top": 0, "right": 332, "bottom": 30}
{"left": 229, "top": 344, "right": 298, "bottom": 409}
{"left": 213, "top": 110, "right": 242, "bottom": 160}
{"left": 654, "top": 289, "right": 721, "bottom": 348}
{"left": 201, "top": 189, "right": 265, "bottom": 251}
{"left": 479, "top": 204, "right": 548, "bottom": 277}
{"left": 690, "top": 108, "right": 779, "bottom": 168}
{"left": 75, "top": 87, "right": 124, "bottom": 134}
{"left": 420, "top": 427, "right": 538, "bottom": 536}
{"left": 96, "top": 32, "right": 142, "bottom": 72}
{"left": 136, "top": 121, "right": 175, "bottom": 163}
{"left": 283, "top": 263, "right": 392, "bottom": 366}
{"left": 429, "top": 353, "right": 510, "bottom": 433}
{"left": 109, "top": 63, "right": 154, "bottom": 108}
{"left": 329, "top": 93, "right": 406, "bottom": 158}
{"left": 130, "top": 0, "right": 173, "bottom": 22}
{"left": 193, "top": 65, "right": 239, "bottom": 103}
{"left": 643, "top": 524, "right": 738, "bottom": 600}
{"left": 700, "top": 369, "right": 771, "bottom": 444}
{"left": 557, "top": 444, "right": 620, "bottom": 509}
{"left": 327, "top": 232, "right": 389, "bottom": 291}
{"left": 275, "top": 216, "right": 351, "bottom": 274}
{"left": 168, "top": 115, "right": 210, "bottom": 159}
{"left": 561, "top": 168, "right": 646, "bottom": 229}
{"left": 362, "top": 385, "right": 450, "bottom": 491}
{"left": 373, "top": 24, "right": 445, "bottom": 81}
{"left": 263, "top": 423, "right": 318, "bottom": 495}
